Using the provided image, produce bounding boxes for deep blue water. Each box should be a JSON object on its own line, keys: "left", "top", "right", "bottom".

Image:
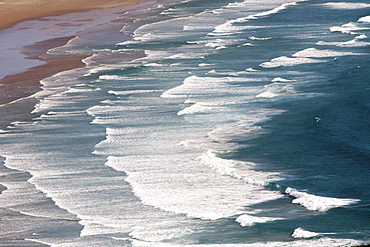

{"left": 0, "top": 0, "right": 369, "bottom": 246}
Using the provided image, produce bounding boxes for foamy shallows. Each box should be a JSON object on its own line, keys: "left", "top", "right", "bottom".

{"left": 131, "top": 238, "right": 364, "bottom": 247}
{"left": 285, "top": 188, "right": 360, "bottom": 212}
{"left": 292, "top": 48, "right": 364, "bottom": 58}
{"left": 1, "top": 0, "right": 369, "bottom": 245}
{"left": 106, "top": 154, "right": 282, "bottom": 220}
{"left": 236, "top": 214, "right": 283, "bottom": 227}
{"left": 260, "top": 56, "right": 324, "bottom": 68}
{"left": 245, "top": 2, "right": 298, "bottom": 20}
{"left": 320, "top": 2, "right": 370, "bottom": 9}
{"left": 316, "top": 36, "right": 370, "bottom": 47}
{"left": 160, "top": 75, "right": 258, "bottom": 99}
{"left": 271, "top": 77, "right": 295, "bottom": 82}
{"left": 177, "top": 102, "right": 225, "bottom": 115}
{"left": 358, "top": 15, "right": 370, "bottom": 23}
{"left": 291, "top": 227, "right": 320, "bottom": 239}
{"left": 330, "top": 22, "right": 370, "bottom": 34}
{"left": 0, "top": 5, "right": 143, "bottom": 80}
{"left": 255, "top": 85, "right": 297, "bottom": 99}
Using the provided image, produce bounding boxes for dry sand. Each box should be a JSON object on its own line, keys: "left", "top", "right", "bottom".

{"left": 0, "top": 0, "right": 149, "bottom": 30}
{"left": 0, "top": 0, "right": 148, "bottom": 105}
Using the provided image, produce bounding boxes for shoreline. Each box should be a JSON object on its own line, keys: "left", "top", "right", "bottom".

{"left": 0, "top": 4, "right": 148, "bottom": 243}
{"left": 0, "top": 0, "right": 151, "bottom": 106}
{"left": 0, "top": 0, "right": 149, "bottom": 30}
{"left": 0, "top": 36, "right": 87, "bottom": 105}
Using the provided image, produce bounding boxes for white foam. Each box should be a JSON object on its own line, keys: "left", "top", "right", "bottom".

{"left": 108, "top": 90, "right": 161, "bottom": 96}
{"left": 182, "top": 25, "right": 194, "bottom": 31}
{"left": 246, "top": 2, "right": 298, "bottom": 20}
{"left": 82, "top": 54, "right": 100, "bottom": 66}
{"left": 128, "top": 224, "right": 195, "bottom": 243}
{"left": 218, "top": 1, "right": 299, "bottom": 29}
{"left": 198, "top": 63, "right": 213, "bottom": 67}
{"left": 83, "top": 67, "right": 116, "bottom": 77}
{"left": 285, "top": 187, "right": 360, "bottom": 212}
{"left": 0, "top": 4, "right": 129, "bottom": 80}
{"left": 209, "top": 0, "right": 304, "bottom": 35}
{"left": 317, "top": 37, "right": 370, "bottom": 48}
{"left": 0, "top": 179, "right": 77, "bottom": 220}
{"left": 199, "top": 150, "right": 279, "bottom": 187}
{"left": 179, "top": 139, "right": 209, "bottom": 150}
{"left": 256, "top": 91, "right": 281, "bottom": 98}
{"left": 291, "top": 227, "right": 320, "bottom": 239}
{"left": 205, "top": 38, "right": 244, "bottom": 50}
{"left": 320, "top": 2, "right": 370, "bottom": 10}
{"left": 355, "top": 34, "right": 368, "bottom": 40}
{"left": 330, "top": 22, "right": 370, "bottom": 35}
{"left": 236, "top": 214, "right": 282, "bottom": 226}
{"left": 316, "top": 41, "right": 343, "bottom": 46}
{"left": 272, "top": 77, "right": 295, "bottom": 82}
{"left": 143, "top": 62, "right": 163, "bottom": 67}
{"left": 224, "top": 0, "right": 252, "bottom": 10}
{"left": 257, "top": 81, "right": 301, "bottom": 98}
{"left": 207, "top": 125, "right": 263, "bottom": 143}
{"left": 177, "top": 102, "right": 224, "bottom": 116}
{"left": 160, "top": 75, "right": 253, "bottom": 99}
{"left": 260, "top": 56, "right": 323, "bottom": 68}
{"left": 207, "top": 69, "right": 249, "bottom": 76}
{"left": 292, "top": 48, "right": 364, "bottom": 58}
{"left": 99, "top": 75, "right": 127, "bottom": 80}
{"left": 249, "top": 36, "right": 273, "bottom": 41}
{"left": 99, "top": 115, "right": 283, "bottom": 221}
{"left": 132, "top": 238, "right": 365, "bottom": 247}
{"left": 166, "top": 52, "right": 205, "bottom": 59}
{"left": 358, "top": 15, "right": 370, "bottom": 23}
{"left": 340, "top": 39, "right": 370, "bottom": 47}
{"left": 339, "top": 33, "right": 370, "bottom": 47}
{"left": 107, "top": 154, "right": 281, "bottom": 221}
{"left": 211, "top": 20, "right": 247, "bottom": 35}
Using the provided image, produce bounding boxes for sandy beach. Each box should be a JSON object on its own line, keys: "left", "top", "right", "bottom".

{"left": 0, "top": 0, "right": 148, "bottom": 30}
{"left": 0, "top": 0, "right": 148, "bottom": 105}
{"left": 0, "top": 37, "right": 87, "bottom": 105}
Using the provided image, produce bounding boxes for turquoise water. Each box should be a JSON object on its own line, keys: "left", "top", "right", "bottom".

{"left": 0, "top": 0, "right": 369, "bottom": 246}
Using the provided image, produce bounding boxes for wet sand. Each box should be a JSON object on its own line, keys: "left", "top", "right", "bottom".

{"left": 0, "top": 36, "right": 86, "bottom": 105}
{"left": 0, "top": 0, "right": 149, "bottom": 30}
{"left": 0, "top": 0, "right": 148, "bottom": 105}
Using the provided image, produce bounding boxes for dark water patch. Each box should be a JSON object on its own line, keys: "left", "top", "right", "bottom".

{"left": 0, "top": 184, "right": 6, "bottom": 194}
{"left": 0, "top": 98, "right": 38, "bottom": 130}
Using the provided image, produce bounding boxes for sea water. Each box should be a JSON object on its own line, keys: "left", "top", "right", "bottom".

{"left": 0, "top": 0, "right": 369, "bottom": 246}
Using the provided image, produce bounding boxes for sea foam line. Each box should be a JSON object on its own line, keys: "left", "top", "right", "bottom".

{"left": 202, "top": 151, "right": 360, "bottom": 212}
{"left": 211, "top": 1, "right": 302, "bottom": 35}
{"left": 244, "top": 2, "right": 299, "bottom": 20}
{"left": 320, "top": 2, "right": 370, "bottom": 10}
{"left": 236, "top": 214, "right": 283, "bottom": 227}
{"left": 285, "top": 187, "right": 360, "bottom": 212}
{"left": 131, "top": 237, "right": 366, "bottom": 247}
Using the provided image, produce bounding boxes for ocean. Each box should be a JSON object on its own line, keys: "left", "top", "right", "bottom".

{"left": 0, "top": 0, "right": 369, "bottom": 246}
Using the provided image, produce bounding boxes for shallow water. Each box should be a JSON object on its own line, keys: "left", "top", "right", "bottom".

{"left": 0, "top": 0, "right": 369, "bottom": 246}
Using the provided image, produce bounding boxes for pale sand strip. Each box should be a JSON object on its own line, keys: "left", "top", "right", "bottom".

{"left": 0, "top": 0, "right": 149, "bottom": 29}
